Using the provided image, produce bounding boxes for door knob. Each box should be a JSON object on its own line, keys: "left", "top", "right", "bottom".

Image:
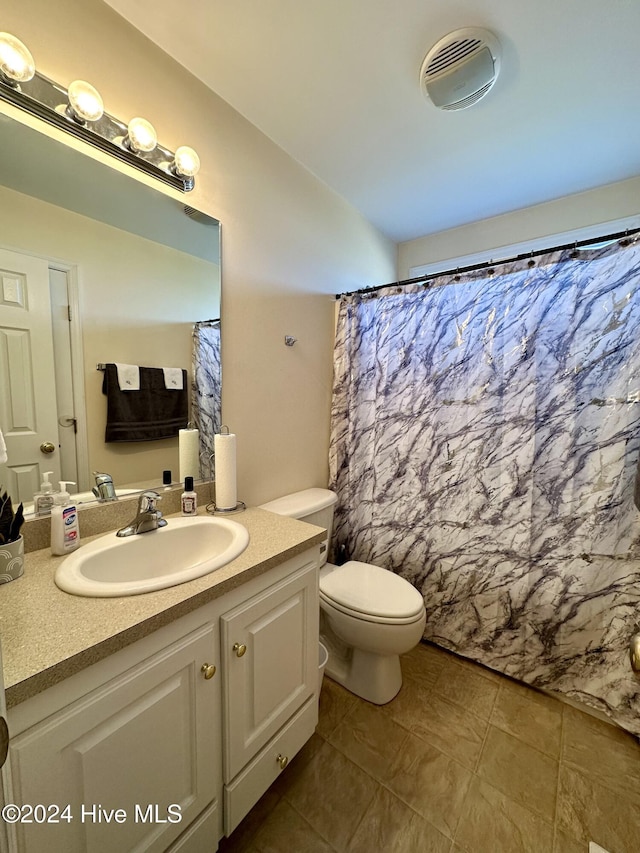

{"left": 201, "top": 663, "right": 216, "bottom": 680}
{"left": 233, "top": 642, "right": 247, "bottom": 658}
{"left": 40, "top": 441, "right": 56, "bottom": 454}
{"left": 276, "top": 753, "right": 288, "bottom": 770}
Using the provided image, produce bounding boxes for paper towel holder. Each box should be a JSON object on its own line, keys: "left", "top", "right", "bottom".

{"left": 205, "top": 441, "right": 246, "bottom": 516}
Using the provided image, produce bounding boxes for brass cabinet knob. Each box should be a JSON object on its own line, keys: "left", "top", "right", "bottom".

{"left": 276, "top": 753, "right": 288, "bottom": 770}
{"left": 201, "top": 663, "right": 216, "bottom": 680}
{"left": 40, "top": 441, "right": 56, "bottom": 454}
{"left": 233, "top": 642, "right": 247, "bottom": 658}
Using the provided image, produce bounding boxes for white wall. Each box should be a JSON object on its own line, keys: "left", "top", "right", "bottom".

{"left": 3, "top": 0, "right": 396, "bottom": 506}
{"left": 398, "top": 177, "right": 640, "bottom": 278}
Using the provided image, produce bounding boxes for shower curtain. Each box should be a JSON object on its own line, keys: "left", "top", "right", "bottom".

{"left": 192, "top": 320, "right": 222, "bottom": 476}
{"left": 329, "top": 239, "right": 640, "bottom": 736}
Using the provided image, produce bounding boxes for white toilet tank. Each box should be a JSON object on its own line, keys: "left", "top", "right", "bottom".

{"left": 259, "top": 488, "right": 338, "bottom": 566}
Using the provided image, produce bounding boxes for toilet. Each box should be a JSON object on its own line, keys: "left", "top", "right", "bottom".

{"left": 259, "top": 488, "right": 426, "bottom": 704}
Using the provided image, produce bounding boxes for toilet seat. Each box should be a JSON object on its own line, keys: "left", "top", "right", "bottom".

{"left": 320, "top": 561, "right": 424, "bottom": 625}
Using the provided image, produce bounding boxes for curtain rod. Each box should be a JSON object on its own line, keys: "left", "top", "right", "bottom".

{"left": 336, "top": 225, "right": 640, "bottom": 300}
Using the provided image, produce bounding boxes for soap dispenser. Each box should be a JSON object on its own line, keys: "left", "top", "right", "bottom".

{"left": 34, "top": 471, "right": 56, "bottom": 516}
{"left": 51, "top": 481, "right": 81, "bottom": 556}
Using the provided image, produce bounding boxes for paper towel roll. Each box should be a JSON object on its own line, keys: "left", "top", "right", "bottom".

{"left": 179, "top": 428, "right": 200, "bottom": 483}
{"left": 214, "top": 432, "right": 237, "bottom": 509}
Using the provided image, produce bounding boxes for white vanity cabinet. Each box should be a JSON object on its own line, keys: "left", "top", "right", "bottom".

{"left": 220, "top": 551, "right": 319, "bottom": 833}
{"left": 3, "top": 543, "right": 321, "bottom": 852}
{"left": 6, "top": 609, "right": 221, "bottom": 853}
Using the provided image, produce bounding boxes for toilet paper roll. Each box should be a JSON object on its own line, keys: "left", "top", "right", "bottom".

{"left": 179, "top": 428, "right": 200, "bottom": 483}
{"left": 214, "top": 432, "right": 237, "bottom": 509}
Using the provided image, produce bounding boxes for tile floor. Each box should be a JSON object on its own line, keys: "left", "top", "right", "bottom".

{"left": 218, "top": 641, "right": 640, "bottom": 853}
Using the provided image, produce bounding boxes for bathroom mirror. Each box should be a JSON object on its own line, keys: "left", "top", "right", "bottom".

{"left": 0, "top": 111, "right": 221, "bottom": 514}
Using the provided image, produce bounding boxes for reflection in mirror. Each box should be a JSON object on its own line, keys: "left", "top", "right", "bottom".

{"left": 0, "top": 113, "right": 221, "bottom": 515}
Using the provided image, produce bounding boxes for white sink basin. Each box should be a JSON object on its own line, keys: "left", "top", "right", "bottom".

{"left": 54, "top": 516, "right": 250, "bottom": 597}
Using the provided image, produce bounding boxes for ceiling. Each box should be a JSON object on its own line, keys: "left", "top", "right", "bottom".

{"left": 103, "top": 0, "right": 640, "bottom": 244}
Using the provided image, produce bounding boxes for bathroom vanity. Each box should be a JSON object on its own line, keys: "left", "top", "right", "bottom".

{"left": 0, "top": 507, "right": 323, "bottom": 853}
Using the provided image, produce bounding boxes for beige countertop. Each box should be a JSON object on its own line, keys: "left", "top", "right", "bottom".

{"left": 0, "top": 507, "right": 324, "bottom": 708}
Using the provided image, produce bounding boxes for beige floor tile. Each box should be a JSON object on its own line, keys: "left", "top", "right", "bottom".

{"left": 556, "top": 764, "right": 640, "bottom": 853}
{"left": 218, "top": 788, "right": 283, "bottom": 853}
{"left": 347, "top": 785, "right": 451, "bottom": 853}
{"left": 490, "top": 679, "right": 562, "bottom": 758}
{"left": 273, "top": 732, "right": 325, "bottom": 798}
{"left": 562, "top": 706, "right": 640, "bottom": 805}
{"left": 388, "top": 676, "right": 489, "bottom": 769}
{"left": 251, "top": 800, "right": 335, "bottom": 853}
{"left": 316, "top": 678, "right": 359, "bottom": 739}
{"left": 400, "top": 641, "right": 447, "bottom": 689}
{"left": 553, "top": 829, "right": 588, "bottom": 853}
{"left": 327, "top": 698, "right": 411, "bottom": 784}
{"left": 477, "top": 726, "right": 559, "bottom": 822}
{"left": 433, "top": 658, "right": 499, "bottom": 720}
{"left": 454, "top": 655, "right": 506, "bottom": 685}
{"left": 385, "top": 729, "right": 472, "bottom": 839}
{"left": 454, "top": 775, "right": 554, "bottom": 853}
{"left": 224, "top": 643, "right": 637, "bottom": 853}
{"left": 283, "top": 738, "right": 377, "bottom": 850}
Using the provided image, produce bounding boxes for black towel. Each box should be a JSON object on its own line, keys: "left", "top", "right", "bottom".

{"left": 102, "top": 364, "right": 188, "bottom": 442}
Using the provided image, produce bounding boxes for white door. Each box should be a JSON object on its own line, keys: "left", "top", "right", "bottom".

{"left": 0, "top": 249, "right": 61, "bottom": 505}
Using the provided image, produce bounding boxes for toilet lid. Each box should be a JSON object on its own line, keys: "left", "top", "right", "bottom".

{"left": 320, "top": 561, "right": 424, "bottom": 620}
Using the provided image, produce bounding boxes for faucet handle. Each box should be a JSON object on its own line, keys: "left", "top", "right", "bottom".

{"left": 139, "top": 490, "right": 161, "bottom": 513}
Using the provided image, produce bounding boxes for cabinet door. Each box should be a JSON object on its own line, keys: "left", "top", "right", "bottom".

{"left": 222, "top": 558, "right": 318, "bottom": 782}
{"left": 8, "top": 623, "right": 219, "bottom": 853}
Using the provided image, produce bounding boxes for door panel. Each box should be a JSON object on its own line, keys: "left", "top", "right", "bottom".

{"left": 221, "top": 560, "right": 317, "bottom": 781}
{"left": 0, "top": 249, "right": 60, "bottom": 504}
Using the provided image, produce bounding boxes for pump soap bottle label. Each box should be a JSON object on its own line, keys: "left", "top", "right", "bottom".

{"left": 62, "top": 506, "right": 79, "bottom": 547}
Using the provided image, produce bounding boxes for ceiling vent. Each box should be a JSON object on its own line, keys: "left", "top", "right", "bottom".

{"left": 420, "top": 28, "right": 501, "bottom": 111}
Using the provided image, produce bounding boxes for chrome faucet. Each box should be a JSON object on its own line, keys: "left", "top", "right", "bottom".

{"left": 116, "top": 491, "right": 167, "bottom": 537}
{"left": 92, "top": 472, "right": 117, "bottom": 502}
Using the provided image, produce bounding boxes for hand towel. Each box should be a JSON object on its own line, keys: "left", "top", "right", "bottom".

{"left": 163, "top": 367, "right": 184, "bottom": 390}
{"left": 115, "top": 363, "right": 140, "bottom": 391}
{"left": 102, "top": 364, "right": 188, "bottom": 442}
{"left": 0, "top": 428, "right": 6, "bottom": 464}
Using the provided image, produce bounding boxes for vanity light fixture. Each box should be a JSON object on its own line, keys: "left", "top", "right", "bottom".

{"left": 124, "top": 116, "right": 157, "bottom": 153}
{"left": 0, "top": 31, "right": 200, "bottom": 192}
{"left": 0, "top": 32, "right": 35, "bottom": 86}
{"left": 173, "top": 145, "right": 200, "bottom": 179}
{"left": 66, "top": 80, "right": 104, "bottom": 124}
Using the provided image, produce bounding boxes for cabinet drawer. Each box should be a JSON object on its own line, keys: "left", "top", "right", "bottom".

{"left": 223, "top": 697, "right": 317, "bottom": 835}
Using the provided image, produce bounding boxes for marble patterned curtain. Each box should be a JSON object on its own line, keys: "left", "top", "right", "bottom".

{"left": 329, "top": 239, "right": 640, "bottom": 736}
{"left": 192, "top": 320, "right": 221, "bottom": 476}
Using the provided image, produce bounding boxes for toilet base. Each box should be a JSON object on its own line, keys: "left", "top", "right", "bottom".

{"left": 324, "top": 645, "right": 402, "bottom": 705}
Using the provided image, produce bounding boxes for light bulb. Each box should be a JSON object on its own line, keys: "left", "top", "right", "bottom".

{"left": 173, "top": 146, "right": 200, "bottom": 178}
{"left": 0, "top": 32, "right": 35, "bottom": 85}
{"left": 126, "top": 117, "right": 157, "bottom": 153}
{"left": 67, "top": 80, "right": 104, "bottom": 123}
